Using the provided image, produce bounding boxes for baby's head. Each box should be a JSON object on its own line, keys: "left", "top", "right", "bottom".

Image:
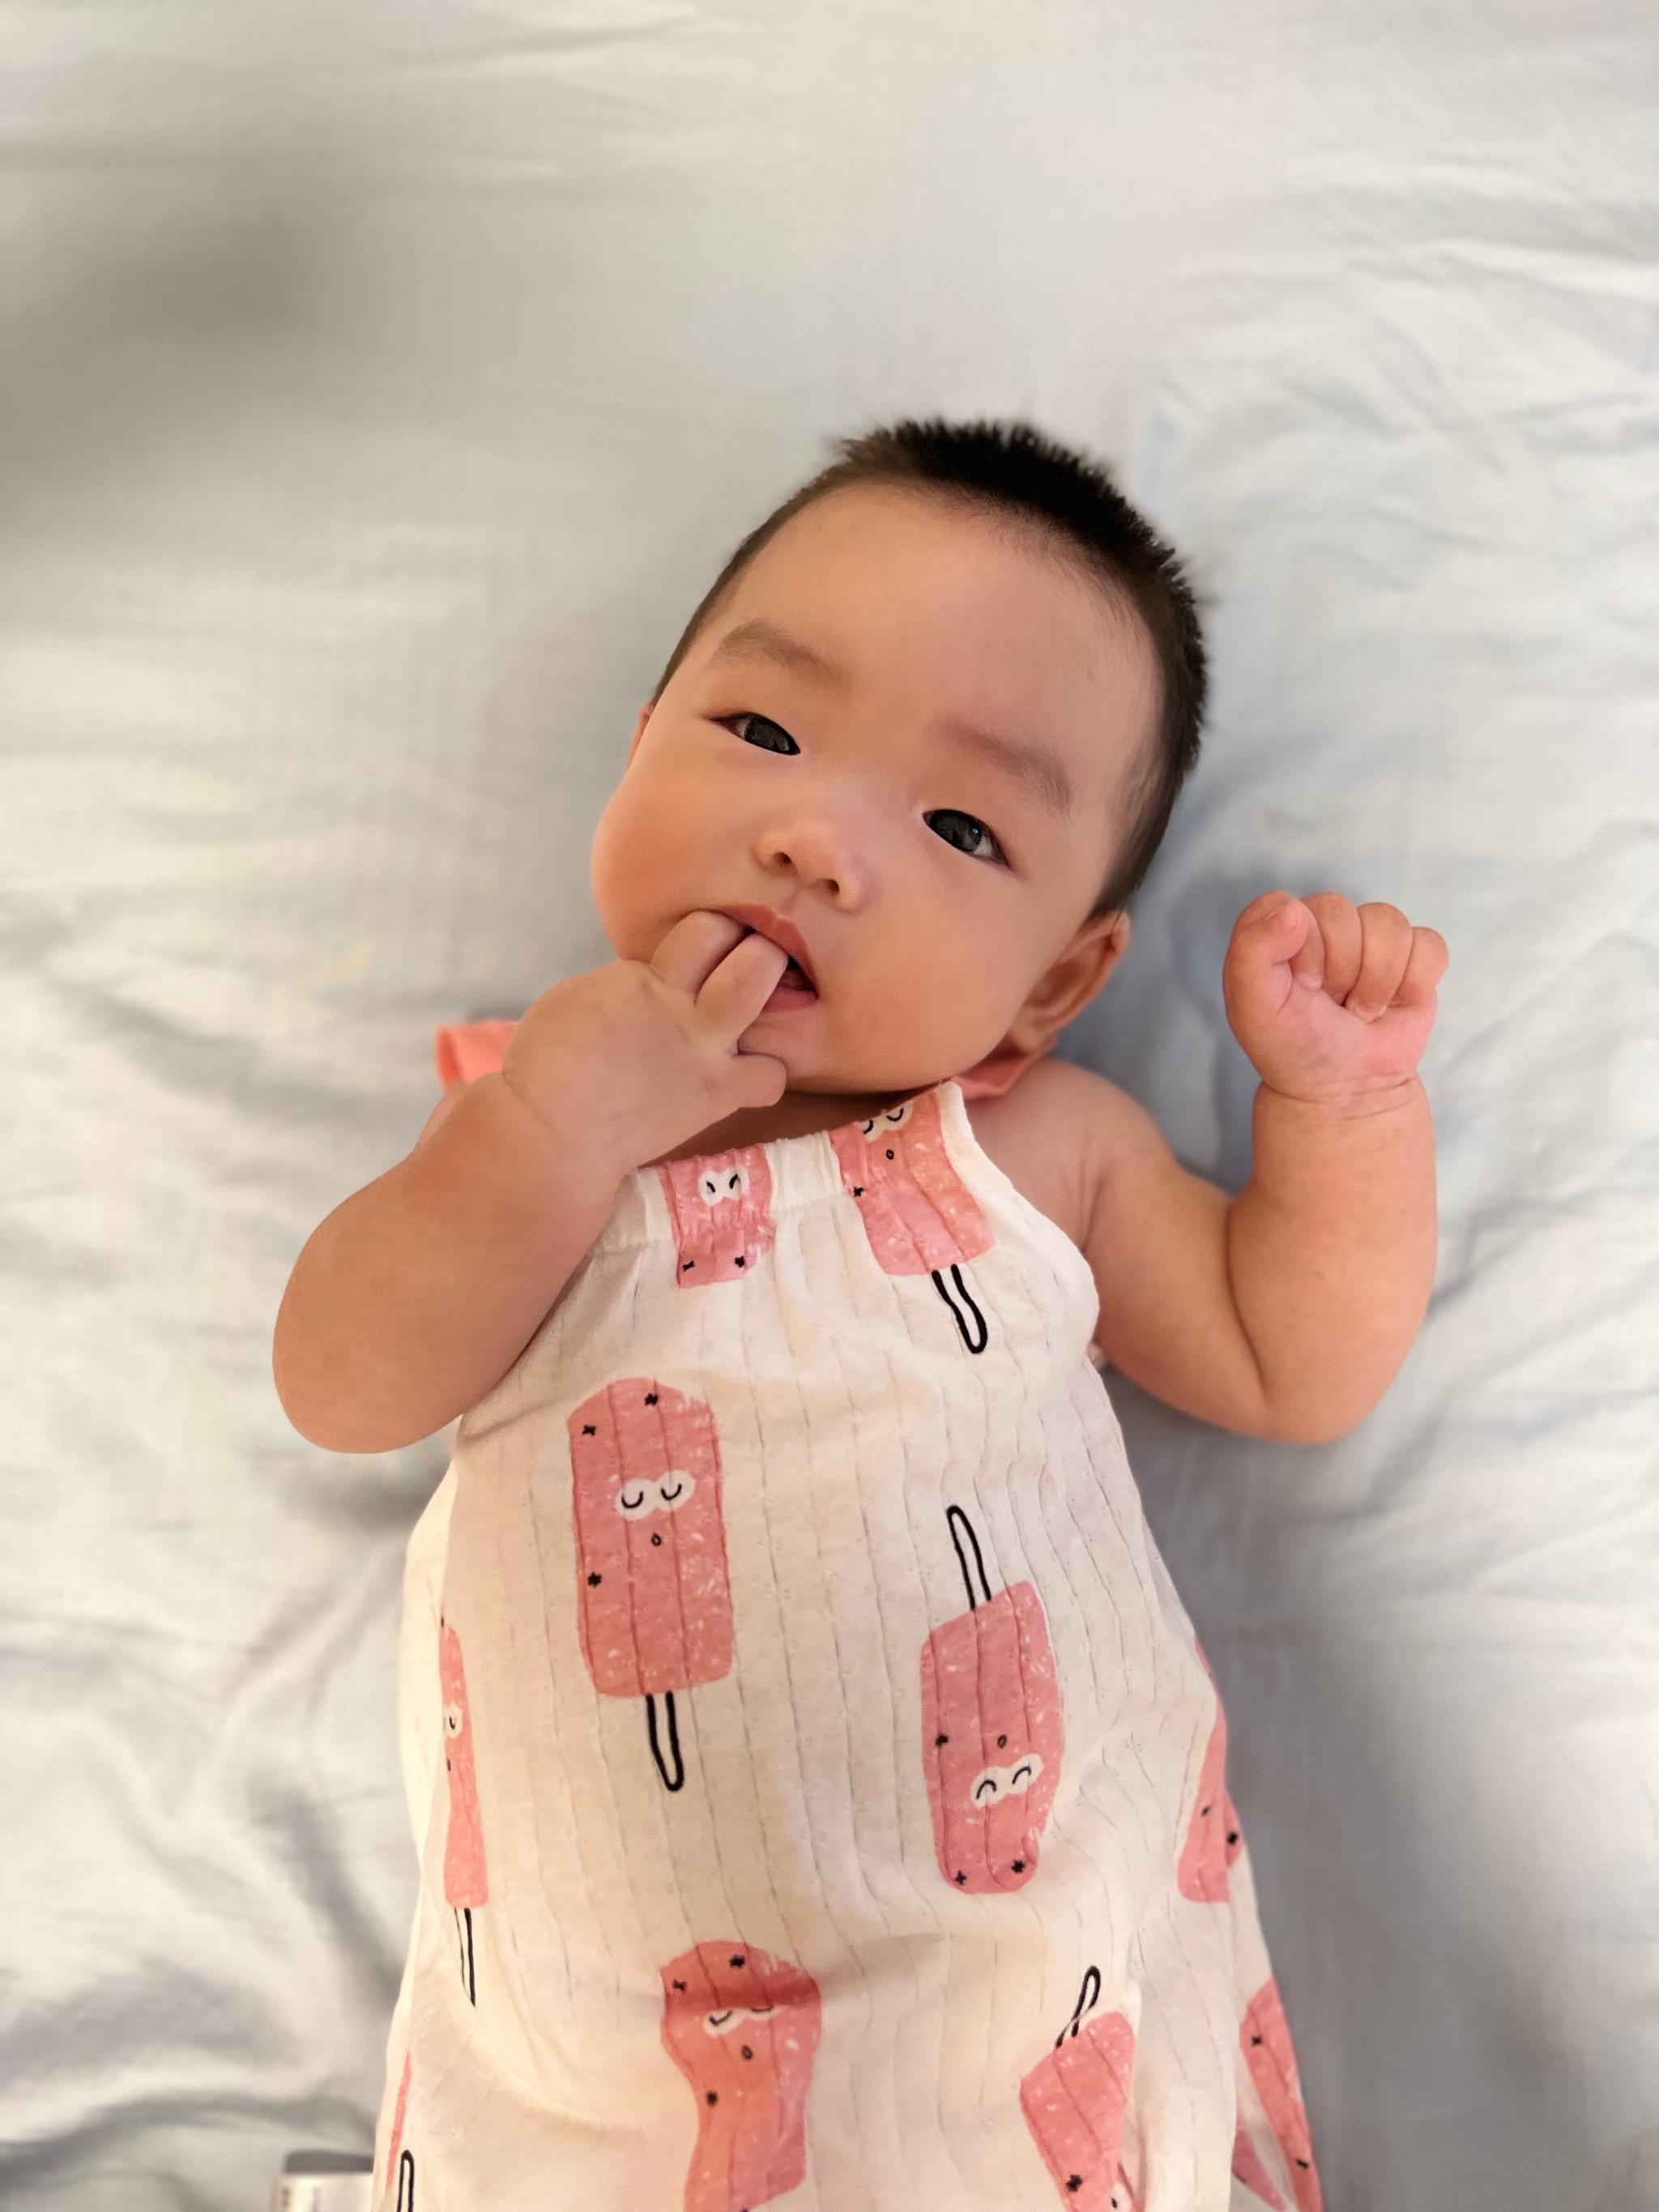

{"left": 591, "top": 416, "right": 1205, "bottom": 1096}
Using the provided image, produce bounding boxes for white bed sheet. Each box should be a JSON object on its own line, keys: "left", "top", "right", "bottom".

{"left": 3, "top": 2, "right": 1656, "bottom": 2206}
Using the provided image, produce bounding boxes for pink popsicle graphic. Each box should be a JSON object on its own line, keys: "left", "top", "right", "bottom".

{"left": 1176, "top": 1641, "right": 1244, "bottom": 1903}
{"left": 1231, "top": 2118, "right": 1288, "bottom": 2210}
{"left": 568, "top": 1379, "right": 733, "bottom": 1792}
{"left": 830, "top": 1090, "right": 995, "bottom": 1353}
{"left": 660, "top": 1940, "right": 822, "bottom": 2212}
{"left": 438, "top": 1614, "right": 487, "bottom": 2004}
{"left": 1018, "top": 1967, "right": 1140, "bottom": 2211}
{"left": 383, "top": 2048, "right": 412, "bottom": 2198}
{"left": 658, "top": 1148, "right": 777, "bottom": 1285}
{"left": 1240, "top": 1979, "right": 1323, "bottom": 2212}
{"left": 921, "top": 1503, "right": 1063, "bottom": 1892}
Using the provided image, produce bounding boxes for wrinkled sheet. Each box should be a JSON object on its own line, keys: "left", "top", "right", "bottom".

{"left": 2, "top": 2, "right": 1656, "bottom": 2206}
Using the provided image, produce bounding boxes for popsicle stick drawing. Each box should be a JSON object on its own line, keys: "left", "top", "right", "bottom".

{"left": 437, "top": 1617, "right": 487, "bottom": 2005}
{"left": 658, "top": 1149, "right": 777, "bottom": 1285}
{"left": 829, "top": 1093, "right": 995, "bottom": 1353}
{"left": 384, "top": 2049, "right": 412, "bottom": 2201}
{"left": 568, "top": 1380, "right": 733, "bottom": 1793}
{"left": 394, "top": 2150, "right": 416, "bottom": 2212}
{"left": 1175, "top": 1641, "right": 1244, "bottom": 1903}
{"left": 1231, "top": 2119, "right": 1288, "bottom": 2210}
{"left": 920, "top": 1503, "right": 1063, "bottom": 1891}
{"left": 659, "top": 1940, "right": 822, "bottom": 2212}
{"left": 1018, "top": 1966, "right": 1140, "bottom": 2210}
{"left": 1240, "top": 1979, "right": 1323, "bottom": 2212}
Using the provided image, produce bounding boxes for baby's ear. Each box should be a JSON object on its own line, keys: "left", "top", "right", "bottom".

{"left": 1080, "top": 909, "right": 1132, "bottom": 999}
{"left": 1025, "top": 910, "right": 1132, "bottom": 1035}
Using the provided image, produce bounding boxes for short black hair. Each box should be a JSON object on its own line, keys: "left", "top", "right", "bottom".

{"left": 647, "top": 414, "right": 1206, "bottom": 921}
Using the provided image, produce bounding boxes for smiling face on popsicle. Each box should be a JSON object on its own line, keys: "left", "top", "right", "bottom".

{"left": 660, "top": 1941, "right": 823, "bottom": 2212}
{"left": 921, "top": 1579, "right": 1063, "bottom": 1892}
{"left": 568, "top": 1379, "right": 732, "bottom": 1698}
{"left": 829, "top": 1090, "right": 995, "bottom": 1278}
{"left": 659, "top": 1148, "right": 777, "bottom": 1285}
{"left": 1019, "top": 2005, "right": 1137, "bottom": 2211}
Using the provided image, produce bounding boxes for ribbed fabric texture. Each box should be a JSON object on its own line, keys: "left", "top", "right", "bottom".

{"left": 372, "top": 1080, "right": 1321, "bottom": 2212}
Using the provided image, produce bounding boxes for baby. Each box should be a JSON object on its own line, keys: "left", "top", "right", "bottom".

{"left": 275, "top": 415, "right": 1446, "bottom": 2212}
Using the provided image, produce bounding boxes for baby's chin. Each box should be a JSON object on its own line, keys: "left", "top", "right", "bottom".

{"left": 723, "top": 961, "right": 979, "bottom": 1095}
{"left": 744, "top": 1025, "right": 959, "bottom": 1101}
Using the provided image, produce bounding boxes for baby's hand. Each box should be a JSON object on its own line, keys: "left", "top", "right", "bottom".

{"left": 1221, "top": 892, "right": 1448, "bottom": 1108}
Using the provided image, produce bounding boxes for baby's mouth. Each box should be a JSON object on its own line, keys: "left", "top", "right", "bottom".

{"left": 773, "top": 956, "right": 817, "bottom": 996}
{"left": 738, "top": 926, "right": 818, "bottom": 996}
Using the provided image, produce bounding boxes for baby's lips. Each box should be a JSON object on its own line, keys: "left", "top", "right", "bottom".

{"left": 721, "top": 911, "right": 818, "bottom": 991}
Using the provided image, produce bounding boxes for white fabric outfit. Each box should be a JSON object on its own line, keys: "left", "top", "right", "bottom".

{"left": 371, "top": 1078, "right": 1322, "bottom": 2212}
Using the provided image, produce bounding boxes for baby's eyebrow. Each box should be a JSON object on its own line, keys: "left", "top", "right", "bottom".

{"left": 703, "top": 616, "right": 1077, "bottom": 823}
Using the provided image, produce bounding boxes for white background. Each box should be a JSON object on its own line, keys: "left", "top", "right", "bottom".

{"left": 2, "top": 2, "right": 1656, "bottom": 2205}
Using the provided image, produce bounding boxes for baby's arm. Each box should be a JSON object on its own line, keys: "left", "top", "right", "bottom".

{"left": 1073, "top": 891, "right": 1446, "bottom": 1446}
{"left": 272, "top": 912, "right": 793, "bottom": 1456}
{"left": 272, "top": 1074, "right": 626, "bottom": 1455}
{"left": 1075, "top": 1070, "right": 1435, "bottom": 1444}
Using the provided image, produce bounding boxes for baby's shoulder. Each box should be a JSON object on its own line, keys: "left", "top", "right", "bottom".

{"left": 964, "top": 1055, "right": 1149, "bottom": 1253}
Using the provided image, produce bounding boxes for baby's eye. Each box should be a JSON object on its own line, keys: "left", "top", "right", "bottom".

{"left": 926, "top": 809, "right": 1006, "bottom": 865}
{"left": 725, "top": 721, "right": 1013, "bottom": 867}
{"left": 724, "top": 711, "right": 800, "bottom": 756}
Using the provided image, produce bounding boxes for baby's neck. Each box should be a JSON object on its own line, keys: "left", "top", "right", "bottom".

{"left": 644, "top": 1083, "right": 928, "bottom": 1168}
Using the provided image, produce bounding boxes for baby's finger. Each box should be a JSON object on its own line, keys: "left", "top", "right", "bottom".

{"left": 648, "top": 910, "right": 752, "bottom": 999}
{"left": 722, "top": 1046, "right": 790, "bottom": 1112}
{"left": 1343, "top": 903, "right": 1416, "bottom": 1020}
{"left": 694, "top": 928, "right": 790, "bottom": 1042}
{"left": 1300, "top": 893, "right": 1361, "bottom": 999}
{"left": 1391, "top": 926, "right": 1449, "bottom": 1008}
{"left": 1230, "top": 897, "right": 1336, "bottom": 1044}
{"left": 1226, "top": 893, "right": 1320, "bottom": 1007}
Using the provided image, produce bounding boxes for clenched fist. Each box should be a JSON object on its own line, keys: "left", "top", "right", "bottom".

{"left": 1222, "top": 892, "right": 1448, "bottom": 1107}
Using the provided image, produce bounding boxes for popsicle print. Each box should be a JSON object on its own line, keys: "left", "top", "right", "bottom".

{"left": 1240, "top": 1979, "right": 1323, "bottom": 2212}
{"left": 1018, "top": 1967, "right": 1140, "bottom": 2210}
{"left": 659, "top": 1940, "right": 822, "bottom": 2212}
{"left": 830, "top": 1091, "right": 995, "bottom": 1353}
{"left": 1176, "top": 1641, "right": 1243, "bottom": 1903}
{"left": 658, "top": 1148, "right": 777, "bottom": 1285}
{"left": 568, "top": 1379, "right": 733, "bottom": 1793}
{"left": 920, "top": 1503, "right": 1063, "bottom": 1892}
{"left": 438, "top": 1615, "right": 487, "bottom": 2005}
{"left": 384, "top": 2048, "right": 412, "bottom": 2206}
{"left": 1231, "top": 2119, "right": 1288, "bottom": 2210}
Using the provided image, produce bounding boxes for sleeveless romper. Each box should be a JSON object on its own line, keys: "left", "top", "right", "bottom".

{"left": 371, "top": 1061, "right": 1324, "bottom": 2212}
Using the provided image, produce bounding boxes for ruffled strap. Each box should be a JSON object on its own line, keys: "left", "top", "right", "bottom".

{"left": 433, "top": 1018, "right": 518, "bottom": 1092}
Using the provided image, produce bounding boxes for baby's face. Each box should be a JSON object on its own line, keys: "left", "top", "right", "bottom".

{"left": 591, "top": 484, "right": 1156, "bottom": 1093}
